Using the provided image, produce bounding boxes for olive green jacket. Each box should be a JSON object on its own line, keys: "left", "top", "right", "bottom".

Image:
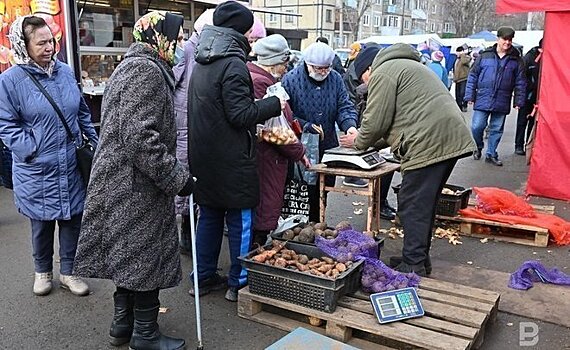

{"left": 355, "top": 43, "right": 476, "bottom": 172}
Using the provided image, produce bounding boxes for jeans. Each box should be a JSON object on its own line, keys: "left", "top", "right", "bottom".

{"left": 471, "top": 110, "right": 506, "bottom": 158}
{"left": 515, "top": 104, "right": 535, "bottom": 150}
{"left": 397, "top": 158, "right": 457, "bottom": 266}
{"left": 30, "top": 214, "right": 82, "bottom": 275}
{"left": 195, "top": 206, "right": 252, "bottom": 288}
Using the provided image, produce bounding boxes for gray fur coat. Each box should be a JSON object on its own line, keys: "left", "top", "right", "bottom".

{"left": 73, "top": 43, "right": 190, "bottom": 291}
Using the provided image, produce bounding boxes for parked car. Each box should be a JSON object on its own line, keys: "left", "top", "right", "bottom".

{"left": 334, "top": 48, "right": 351, "bottom": 66}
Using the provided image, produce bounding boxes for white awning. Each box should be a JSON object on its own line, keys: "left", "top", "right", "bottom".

{"left": 191, "top": 0, "right": 302, "bottom": 17}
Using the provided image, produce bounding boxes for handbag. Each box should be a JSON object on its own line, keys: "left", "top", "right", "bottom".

{"left": 281, "top": 163, "right": 310, "bottom": 218}
{"left": 22, "top": 68, "right": 95, "bottom": 185}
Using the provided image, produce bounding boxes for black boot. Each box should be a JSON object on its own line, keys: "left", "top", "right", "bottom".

{"left": 110, "top": 290, "right": 134, "bottom": 346}
{"left": 389, "top": 256, "right": 432, "bottom": 275}
{"left": 129, "top": 292, "right": 185, "bottom": 350}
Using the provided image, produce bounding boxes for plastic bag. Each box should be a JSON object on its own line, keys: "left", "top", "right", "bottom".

{"left": 300, "top": 133, "right": 319, "bottom": 185}
{"left": 261, "top": 83, "right": 297, "bottom": 145}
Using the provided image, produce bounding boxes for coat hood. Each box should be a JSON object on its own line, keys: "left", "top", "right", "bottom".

{"left": 195, "top": 25, "right": 250, "bottom": 64}
{"left": 372, "top": 43, "right": 421, "bottom": 69}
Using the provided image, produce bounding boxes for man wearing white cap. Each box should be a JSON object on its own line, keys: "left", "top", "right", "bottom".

{"left": 282, "top": 42, "right": 358, "bottom": 222}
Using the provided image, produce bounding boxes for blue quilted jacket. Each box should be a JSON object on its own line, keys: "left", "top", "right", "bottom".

{"left": 282, "top": 63, "right": 357, "bottom": 152}
{"left": 464, "top": 45, "right": 526, "bottom": 114}
{"left": 0, "top": 62, "right": 98, "bottom": 220}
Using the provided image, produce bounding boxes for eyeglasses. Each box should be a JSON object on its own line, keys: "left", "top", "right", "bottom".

{"left": 310, "top": 64, "right": 332, "bottom": 72}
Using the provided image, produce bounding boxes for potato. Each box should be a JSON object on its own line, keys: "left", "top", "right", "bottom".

{"left": 314, "top": 222, "right": 327, "bottom": 231}
{"left": 335, "top": 220, "right": 352, "bottom": 231}
{"left": 314, "top": 229, "right": 324, "bottom": 236}
{"left": 293, "top": 227, "right": 302, "bottom": 234}
{"left": 299, "top": 227, "right": 314, "bottom": 237}
{"left": 282, "top": 230, "right": 295, "bottom": 240}
{"left": 297, "top": 254, "right": 309, "bottom": 264}
{"left": 323, "top": 229, "right": 334, "bottom": 237}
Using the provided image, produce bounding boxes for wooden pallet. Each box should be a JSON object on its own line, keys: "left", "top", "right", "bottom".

{"left": 238, "top": 278, "right": 500, "bottom": 350}
{"left": 437, "top": 213, "right": 550, "bottom": 247}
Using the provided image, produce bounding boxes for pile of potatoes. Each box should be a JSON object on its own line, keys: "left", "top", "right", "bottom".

{"left": 250, "top": 241, "right": 353, "bottom": 279}
{"left": 279, "top": 220, "right": 353, "bottom": 243}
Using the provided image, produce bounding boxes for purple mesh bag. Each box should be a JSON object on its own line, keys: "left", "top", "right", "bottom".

{"left": 509, "top": 260, "right": 570, "bottom": 290}
{"left": 315, "top": 230, "right": 420, "bottom": 293}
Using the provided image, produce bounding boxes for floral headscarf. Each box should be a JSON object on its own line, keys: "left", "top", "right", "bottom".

{"left": 133, "top": 11, "right": 184, "bottom": 66}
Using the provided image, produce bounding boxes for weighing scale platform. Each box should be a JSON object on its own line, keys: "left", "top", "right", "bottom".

{"left": 265, "top": 327, "right": 359, "bottom": 350}
{"left": 370, "top": 287, "right": 424, "bottom": 324}
{"left": 322, "top": 147, "right": 386, "bottom": 170}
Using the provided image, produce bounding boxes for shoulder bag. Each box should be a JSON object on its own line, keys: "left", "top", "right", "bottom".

{"left": 22, "top": 68, "right": 95, "bottom": 185}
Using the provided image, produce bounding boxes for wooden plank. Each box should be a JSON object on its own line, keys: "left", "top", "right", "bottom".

{"left": 417, "top": 278, "right": 501, "bottom": 305}
{"left": 248, "top": 311, "right": 397, "bottom": 350}
{"left": 337, "top": 297, "right": 479, "bottom": 340}
{"left": 240, "top": 288, "right": 472, "bottom": 350}
{"left": 440, "top": 215, "right": 549, "bottom": 233}
{"left": 467, "top": 199, "right": 555, "bottom": 214}
{"left": 416, "top": 289, "right": 494, "bottom": 314}
{"left": 459, "top": 223, "right": 549, "bottom": 247}
{"left": 326, "top": 321, "right": 352, "bottom": 342}
{"left": 419, "top": 299, "right": 487, "bottom": 328}
{"left": 312, "top": 162, "right": 400, "bottom": 179}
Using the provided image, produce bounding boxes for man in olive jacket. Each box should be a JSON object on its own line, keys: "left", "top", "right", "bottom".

{"left": 341, "top": 43, "right": 476, "bottom": 276}
{"left": 188, "top": 1, "right": 282, "bottom": 302}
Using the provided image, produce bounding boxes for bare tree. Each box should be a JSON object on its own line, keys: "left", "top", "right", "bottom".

{"left": 531, "top": 12, "right": 545, "bottom": 30}
{"left": 443, "top": 0, "right": 494, "bottom": 37}
{"left": 349, "top": 0, "right": 373, "bottom": 40}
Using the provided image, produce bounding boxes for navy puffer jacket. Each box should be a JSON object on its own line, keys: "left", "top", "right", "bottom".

{"left": 464, "top": 45, "right": 526, "bottom": 114}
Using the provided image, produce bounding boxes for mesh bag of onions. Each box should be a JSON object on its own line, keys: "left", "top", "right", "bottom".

{"left": 316, "top": 229, "right": 421, "bottom": 293}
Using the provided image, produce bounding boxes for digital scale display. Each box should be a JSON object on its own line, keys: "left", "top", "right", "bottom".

{"left": 370, "top": 287, "right": 424, "bottom": 324}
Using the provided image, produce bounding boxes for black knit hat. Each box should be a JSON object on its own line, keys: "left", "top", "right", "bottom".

{"left": 497, "top": 26, "right": 515, "bottom": 40}
{"left": 213, "top": 1, "right": 254, "bottom": 35}
{"left": 354, "top": 45, "right": 380, "bottom": 80}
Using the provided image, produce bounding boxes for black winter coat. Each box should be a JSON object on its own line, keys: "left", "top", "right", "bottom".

{"left": 188, "top": 26, "right": 281, "bottom": 209}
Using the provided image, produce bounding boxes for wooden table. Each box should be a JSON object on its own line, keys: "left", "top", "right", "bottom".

{"left": 311, "top": 162, "right": 400, "bottom": 232}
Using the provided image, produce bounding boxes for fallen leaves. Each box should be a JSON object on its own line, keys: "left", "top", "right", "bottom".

{"left": 434, "top": 227, "right": 462, "bottom": 245}
{"left": 379, "top": 227, "right": 404, "bottom": 239}
{"left": 353, "top": 208, "right": 363, "bottom": 215}
{"left": 159, "top": 307, "right": 169, "bottom": 314}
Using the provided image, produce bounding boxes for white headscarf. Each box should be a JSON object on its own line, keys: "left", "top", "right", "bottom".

{"left": 8, "top": 15, "right": 56, "bottom": 75}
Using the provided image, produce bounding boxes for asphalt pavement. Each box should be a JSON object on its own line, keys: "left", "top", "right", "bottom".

{"left": 0, "top": 109, "right": 569, "bottom": 350}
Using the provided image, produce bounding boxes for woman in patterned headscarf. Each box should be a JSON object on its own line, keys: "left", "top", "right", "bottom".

{"left": 0, "top": 16, "right": 98, "bottom": 298}
{"left": 73, "top": 11, "right": 193, "bottom": 350}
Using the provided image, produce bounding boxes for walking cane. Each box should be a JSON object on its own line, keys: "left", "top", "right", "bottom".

{"left": 189, "top": 192, "right": 204, "bottom": 350}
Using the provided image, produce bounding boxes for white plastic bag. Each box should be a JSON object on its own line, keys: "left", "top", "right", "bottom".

{"left": 261, "top": 83, "right": 297, "bottom": 145}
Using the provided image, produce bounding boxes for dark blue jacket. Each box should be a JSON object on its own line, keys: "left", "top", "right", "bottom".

{"left": 465, "top": 45, "right": 526, "bottom": 114}
{"left": 282, "top": 63, "right": 357, "bottom": 152}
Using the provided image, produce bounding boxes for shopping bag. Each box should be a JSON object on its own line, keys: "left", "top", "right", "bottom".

{"left": 281, "top": 164, "right": 310, "bottom": 218}
{"left": 261, "top": 83, "right": 297, "bottom": 145}
{"left": 300, "top": 133, "right": 319, "bottom": 185}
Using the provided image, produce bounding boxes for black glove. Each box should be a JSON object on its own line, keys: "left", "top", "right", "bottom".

{"left": 178, "top": 176, "right": 195, "bottom": 196}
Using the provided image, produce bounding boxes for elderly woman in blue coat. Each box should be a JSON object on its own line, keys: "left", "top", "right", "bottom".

{"left": 0, "top": 16, "right": 98, "bottom": 297}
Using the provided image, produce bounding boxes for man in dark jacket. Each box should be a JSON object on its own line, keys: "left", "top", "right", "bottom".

{"left": 453, "top": 46, "right": 471, "bottom": 111}
{"left": 514, "top": 39, "right": 543, "bottom": 155}
{"left": 187, "top": 1, "right": 282, "bottom": 302}
{"left": 465, "top": 27, "right": 526, "bottom": 166}
{"left": 282, "top": 42, "right": 358, "bottom": 222}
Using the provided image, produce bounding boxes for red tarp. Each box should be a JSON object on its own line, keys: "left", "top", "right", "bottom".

{"left": 527, "top": 12, "right": 570, "bottom": 201}
{"left": 496, "top": 0, "right": 570, "bottom": 13}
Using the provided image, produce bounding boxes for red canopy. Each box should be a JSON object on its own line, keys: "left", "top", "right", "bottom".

{"left": 497, "top": 1, "right": 570, "bottom": 201}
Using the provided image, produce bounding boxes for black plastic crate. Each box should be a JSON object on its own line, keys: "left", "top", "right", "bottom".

{"left": 239, "top": 242, "right": 363, "bottom": 313}
{"left": 271, "top": 224, "right": 385, "bottom": 257}
{"left": 392, "top": 184, "right": 472, "bottom": 217}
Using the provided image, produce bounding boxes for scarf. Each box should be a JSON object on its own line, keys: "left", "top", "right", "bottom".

{"left": 132, "top": 11, "right": 184, "bottom": 66}
{"left": 8, "top": 15, "right": 55, "bottom": 76}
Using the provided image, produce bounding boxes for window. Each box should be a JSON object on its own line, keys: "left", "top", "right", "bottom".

{"left": 375, "top": 0, "right": 382, "bottom": 4}
{"left": 388, "top": 15, "right": 399, "bottom": 27}
{"left": 78, "top": 0, "right": 135, "bottom": 48}
{"left": 326, "top": 9, "right": 332, "bottom": 23}
{"left": 432, "top": 4, "right": 436, "bottom": 14}
{"left": 389, "top": 0, "right": 395, "bottom": 5}
{"left": 444, "top": 22, "right": 452, "bottom": 33}
{"left": 374, "top": 15, "right": 380, "bottom": 27}
{"left": 269, "top": 13, "right": 277, "bottom": 23}
{"left": 404, "top": 20, "right": 410, "bottom": 29}
{"left": 285, "top": 9, "right": 294, "bottom": 23}
{"left": 413, "top": 0, "right": 420, "bottom": 10}
{"left": 430, "top": 22, "right": 436, "bottom": 32}
{"left": 383, "top": 17, "right": 388, "bottom": 26}
{"left": 363, "top": 14, "right": 370, "bottom": 26}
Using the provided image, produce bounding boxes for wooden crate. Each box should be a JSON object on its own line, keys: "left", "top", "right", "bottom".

{"left": 238, "top": 278, "right": 500, "bottom": 350}
{"left": 438, "top": 214, "right": 550, "bottom": 247}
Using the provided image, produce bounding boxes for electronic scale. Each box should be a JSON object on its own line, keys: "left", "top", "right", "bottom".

{"left": 370, "top": 287, "right": 425, "bottom": 324}
{"left": 321, "top": 147, "right": 386, "bottom": 170}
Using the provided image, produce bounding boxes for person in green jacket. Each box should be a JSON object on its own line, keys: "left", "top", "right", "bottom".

{"left": 340, "top": 43, "right": 476, "bottom": 277}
